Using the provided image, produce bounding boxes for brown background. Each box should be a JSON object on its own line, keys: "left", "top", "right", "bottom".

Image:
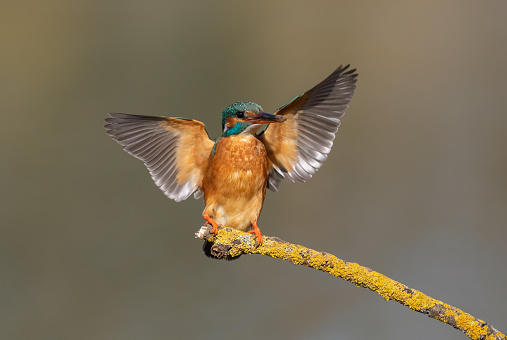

{"left": 2, "top": 1, "right": 506, "bottom": 339}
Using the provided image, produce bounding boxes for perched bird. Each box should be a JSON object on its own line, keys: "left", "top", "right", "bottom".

{"left": 105, "top": 65, "right": 357, "bottom": 245}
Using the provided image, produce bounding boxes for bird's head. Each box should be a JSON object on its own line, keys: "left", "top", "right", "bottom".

{"left": 221, "top": 101, "right": 286, "bottom": 137}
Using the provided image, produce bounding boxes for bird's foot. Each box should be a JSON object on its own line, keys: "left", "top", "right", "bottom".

{"left": 248, "top": 222, "right": 263, "bottom": 246}
{"left": 203, "top": 215, "right": 219, "bottom": 234}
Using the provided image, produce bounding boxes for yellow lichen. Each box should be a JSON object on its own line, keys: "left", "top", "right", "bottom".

{"left": 199, "top": 226, "right": 506, "bottom": 340}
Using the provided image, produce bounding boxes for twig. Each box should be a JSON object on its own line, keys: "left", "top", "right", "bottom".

{"left": 195, "top": 225, "right": 505, "bottom": 340}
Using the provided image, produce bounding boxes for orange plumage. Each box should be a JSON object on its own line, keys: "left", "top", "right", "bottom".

{"left": 105, "top": 65, "right": 358, "bottom": 245}
{"left": 202, "top": 134, "right": 268, "bottom": 232}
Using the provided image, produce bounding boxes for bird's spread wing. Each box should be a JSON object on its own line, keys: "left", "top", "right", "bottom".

{"left": 259, "top": 65, "right": 358, "bottom": 191}
{"left": 105, "top": 113, "right": 214, "bottom": 201}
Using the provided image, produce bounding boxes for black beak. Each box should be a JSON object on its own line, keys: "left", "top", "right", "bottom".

{"left": 246, "top": 111, "right": 286, "bottom": 124}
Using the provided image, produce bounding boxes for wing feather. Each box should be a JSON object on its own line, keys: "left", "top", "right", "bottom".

{"left": 260, "top": 65, "right": 357, "bottom": 191}
{"left": 105, "top": 113, "right": 214, "bottom": 201}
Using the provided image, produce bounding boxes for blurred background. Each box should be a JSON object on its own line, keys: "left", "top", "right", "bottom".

{"left": 1, "top": 1, "right": 506, "bottom": 339}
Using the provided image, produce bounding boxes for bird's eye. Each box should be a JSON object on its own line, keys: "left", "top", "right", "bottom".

{"left": 236, "top": 111, "right": 245, "bottom": 118}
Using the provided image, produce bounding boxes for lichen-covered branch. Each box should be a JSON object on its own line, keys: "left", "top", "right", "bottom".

{"left": 195, "top": 225, "right": 505, "bottom": 340}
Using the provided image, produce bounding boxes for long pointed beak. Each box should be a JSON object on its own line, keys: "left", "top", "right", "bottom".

{"left": 246, "top": 111, "right": 286, "bottom": 124}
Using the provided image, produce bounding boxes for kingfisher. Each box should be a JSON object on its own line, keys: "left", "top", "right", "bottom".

{"left": 105, "top": 65, "right": 357, "bottom": 245}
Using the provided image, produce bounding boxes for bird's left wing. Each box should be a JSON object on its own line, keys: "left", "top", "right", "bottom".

{"left": 105, "top": 113, "right": 215, "bottom": 202}
{"left": 259, "top": 65, "right": 358, "bottom": 191}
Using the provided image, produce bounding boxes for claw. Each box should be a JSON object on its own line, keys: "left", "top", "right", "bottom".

{"left": 248, "top": 221, "right": 263, "bottom": 246}
{"left": 203, "top": 215, "right": 219, "bottom": 234}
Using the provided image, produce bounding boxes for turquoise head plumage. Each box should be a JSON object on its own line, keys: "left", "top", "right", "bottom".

{"left": 221, "top": 101, "right": 285, "bottom": 137}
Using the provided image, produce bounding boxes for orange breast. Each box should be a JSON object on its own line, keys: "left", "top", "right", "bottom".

{"left": 202, "top": 134, "right": 269, "bottom": 231}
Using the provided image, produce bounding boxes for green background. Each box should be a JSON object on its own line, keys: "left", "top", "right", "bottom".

{"left": 2, "top": 1, "right": 506, "bottom": 339}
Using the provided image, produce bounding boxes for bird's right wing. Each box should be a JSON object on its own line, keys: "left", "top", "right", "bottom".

{"left": 105, "top": 113, "right": 215, "bottom": 201}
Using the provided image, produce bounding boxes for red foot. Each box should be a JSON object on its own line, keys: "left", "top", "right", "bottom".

{"left": 248, "top": 221, "right": 263, "bottom": 246}
{"left": 203, "top": 215, "right": 219, "bottom": 234}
